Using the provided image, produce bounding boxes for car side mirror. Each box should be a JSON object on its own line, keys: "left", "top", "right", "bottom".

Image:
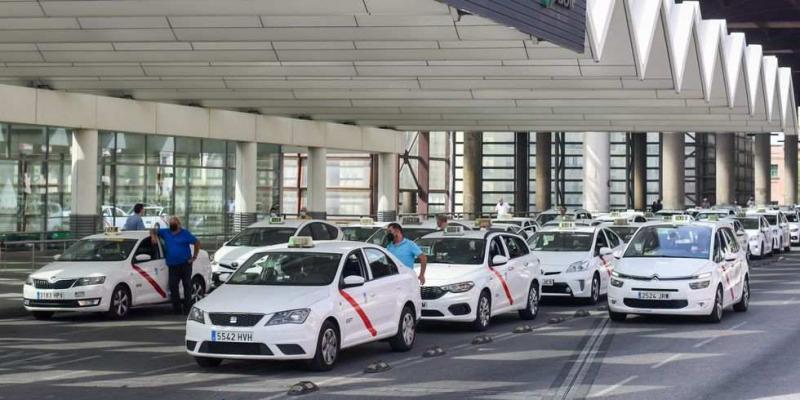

{"left": 53, "top": 254, "right": 61, "bottom": 261}
{"left": 599, "top": 247, "right": 614, "bottom": 257}
{"left": 491, "top": 255, "right": 509, "bottom": 266}
{"left": 230, "top": 262, "right": 239, "bottom": 269}
{"left": 134, "top": 254, "right": 152, "bottom": 262}
{"left": 342, "top": 275, "right": 365, "bottom": 288}
{"left": 724, "top": 252, "right": 738, "bottom": 262}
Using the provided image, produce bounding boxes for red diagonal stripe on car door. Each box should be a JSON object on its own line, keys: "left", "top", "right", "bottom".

{"left": 339, "top": 289, "right": 377, "bottom": 337}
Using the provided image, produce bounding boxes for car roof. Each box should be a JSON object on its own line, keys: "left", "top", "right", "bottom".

{"left": 249, "top": 219, "right": 318, "bottom": 228}
{"left": 540, "top": 226, "right": 598, "bottom": 233}
{"left": 85, "top": 231, "right": 149, "bottom": 240}
{"left": 420, "top": 230, "right": 497, "bottom": 240}
{"left": 250, "top": 240, "right": 382, "bottom": 254}
{"left": 539, "top": 208, "right": 588, "bottom": 215}
{"left": 640, "top": 220, "right": 725, "bottom": 229}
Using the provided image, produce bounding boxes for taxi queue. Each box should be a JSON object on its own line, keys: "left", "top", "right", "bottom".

{"left": 21, "top": 206, "right": 796, "bottom": 370}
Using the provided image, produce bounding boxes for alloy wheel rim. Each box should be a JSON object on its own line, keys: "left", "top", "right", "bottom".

{"left": 529, "top": 287, "right": 538, "bottom": 314}
{"left": 592, "top": 278, "right": 599, "bottom": 301}
{"left": 479, "top": 296, "right": 490, "bottom": 327}
{"left": 743, "top": 281, "right": 750, "bottom": 307}
{"left": 402, "top": 312, "right": 415, "bottom": 345}
{"left": 715, "top": 289, "right": 723, "bottom": 319}
{"left": 321, "top": 329, "right": 337, "bottom": 365}
{"left": 114, "top": 290, "right": 128, "bottom": 316}
{"left": 192, "top": 281, "right": 204, "bottom": 303}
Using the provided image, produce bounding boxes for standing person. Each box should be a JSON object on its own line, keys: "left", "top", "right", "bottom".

{"left": 123, "top": 203, "right": 146, "bottom": 231}
{"left": 747, "top": 196, "right": 755, "bottom": 208}
{"left": 559, "top": 206, "right": 567, "bottom": 218}
{"left": 701, "top": 197, "right": 711, "bottom": 209}
{"left": 151, "top": 216, "right": 200, "bottom": 314}
{"left": 652, "top": 199, "right": 663, "bottom": 213}
{"left": 435, "top": 214, "right": 448, "bottom": 230}
{"left": 385, "top": 223, "right": 428, "bottom": 285}
{"left": 495, "top": 198, "right": 511, "bottom": 216}
{"left": 298, "top": 206, "right": 313, "bottom": 220}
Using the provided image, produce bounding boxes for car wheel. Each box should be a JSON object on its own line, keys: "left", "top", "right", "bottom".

{"left": 518, "top": 282, "right": 539, "bottom": 320}
{"left": 190, "top": 276, "right": 206, "bottom": 306}
{"left": 733, "top": 277, "right": 750, "bottom": 312}
{"left": 107, "top": 284, "right": 131, "bottom": 320}
{"left": 194, "top": 356, "right": 222, "bottom": 368}
{"left": 388, "top": 305, "right": 416, "bottom": 352}
{"left": 308, "top": 321, "right": 339, "bottom": 371}
{"left": 706, "top": 286, "right": 724, "bottom": 323}
{"left": 31, "top": 311, "right": 54, "bottom": 320}
{"left": 608, "top": 310, "right": 627, "bottom": 322}
{"left": 586, "top": 274, "right": 601, "bottom": 305}
{"left": 470, "top": 291, "right": 492, "bottom": 331}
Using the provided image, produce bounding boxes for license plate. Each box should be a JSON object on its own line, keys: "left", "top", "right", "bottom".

{"left": 211, "top": 330, "right": 253, "bottom": 342}
{"left": 36, "top": 291, "right": 64, "bottom": 300}
{"left": 637, "top": 291, "right": 670, "bottom": 300}
{"left": 543, "top": 279, "right": 554, "bottom": 286}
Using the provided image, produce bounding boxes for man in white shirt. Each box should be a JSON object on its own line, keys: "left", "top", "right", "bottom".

{"left": 496, "top": 199, "right": 511, "bottom": 216}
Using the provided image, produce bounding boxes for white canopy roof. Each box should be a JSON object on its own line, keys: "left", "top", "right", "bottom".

{"left": 0, "top": 0, "right": 795, "bottom": 134}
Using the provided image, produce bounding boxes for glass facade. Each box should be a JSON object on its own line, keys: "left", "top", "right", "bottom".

{"left": 282, "top": 153, "right": 373, "bottom": 217}
{"left": 399, "top": 131, "right": 452, "bottom": 214}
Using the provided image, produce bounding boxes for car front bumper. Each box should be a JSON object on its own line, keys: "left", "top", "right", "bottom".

{"left": 185, "top": 320, "right": 318, "bottom": 361}
{"left": 540, "top": 271, "right": 594, "bottom": 298}
{"left": 22, "top": 284, "right": 109, "bottom": 312}
{"left": 607, "top": 280, "right": 715, "bottom": 316}
{"left": 420, "top": 290, "right": 479, "bottom": 322}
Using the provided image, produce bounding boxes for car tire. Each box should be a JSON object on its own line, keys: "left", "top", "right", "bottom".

{"left": 733, "top": 277, "right": 750, "bottom": 312}
{"left": 706, "top": 286, "right": 724, "bottom": 323}
{"left": 190, "top": 276, "right": 206, "bottom": 306}
{"left": 470, "top": 291, "right": 492, "bottom": 331}
{"left": 107, "top": 284, "right": 131, "bottom": 320}
{"left": 608, "top": 310, "right": 627, "bottom": 322}
{"left": 308, "top": 320, "right": 339, "bottom": 371}
{"left": 31, "top": 311, "right": 54, "bottom": 320}
{"left": 518, "top": 282, "right": 539, "bottom": 320}
{"left": 388, "top": 305, "right": 416, "bottom": 352}
{"left": 194, "top": 356, "right": 222, "bottom": 368}
{"left": 586, "top": 274, "right": 601, "bottom": 305}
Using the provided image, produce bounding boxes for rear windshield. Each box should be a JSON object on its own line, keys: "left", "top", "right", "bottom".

{"left": 736, "top": 218, "right": 760, "bottom": 230}
{"left": 341, "top": 227, "right": 381, "bottom": 242}
{"left": 607, "top": 226, "right": 639, "bottom": 242}
{"left": 227, "top": 227, "right": 296, "bottom": 247}
{"left": 528, "top": 232, "right": 593, "bottom": 252}
{"left": 367, "top": 228, "right": 437, "bottom": 247}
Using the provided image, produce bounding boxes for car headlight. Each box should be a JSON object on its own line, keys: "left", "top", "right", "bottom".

{"left": 25, "top": 275, "right": 33, "bottom": 286}
{"left": 74, "top": 276, "right": 106, "bottom": 286}
{"left": 689, "top": 280, "right": 711, "bottom": 290}
{"left": 566, "top": 260, "right": 589, "bottom": 273}
{"left": 792, "top": 228, "right": 799, "bottom": 233}
{"left": 266, "top": 309, "right": 310, "bottom": 326}
{"left": 610, "top": 277, "right": 624, "bottom": 288}
{"left": 188, "top": 306, "right": 205, "bottom": 324}
{"left": 440, "top": 281, "right": 475, "bottom": 293}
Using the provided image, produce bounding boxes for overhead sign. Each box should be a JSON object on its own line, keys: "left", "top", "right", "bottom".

{"left": 440, "top": 0, "right": 586, "bottom": 53}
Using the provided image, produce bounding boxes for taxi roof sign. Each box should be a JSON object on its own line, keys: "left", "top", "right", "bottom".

{"left": 288, "top": 236, "right": 314, "bottom": 248}
{"left": 558, "top": 221, "right": 576, "bottom": 230}
{"left": 359, "top": 217, "right": 375, "bottom": 225}
{"left": 613, "top": 218, "right": 628, "bottom": 225}
{"left": 400, "top": 216, "right": 421, "bottom": 225}
{"left": 609, "top": 211, "right": 621, "bottom": 218}
{"left": 671, "top": 215, "right": 692, "bottom": 224}
{"left": 104, "top": 226, "right": 120, "bottom": 235}
{"left": 269, "top": 216, "right": 284, "bottom": 224}
{"left": 444, "top": 226, "right": 464, "bottom": 235}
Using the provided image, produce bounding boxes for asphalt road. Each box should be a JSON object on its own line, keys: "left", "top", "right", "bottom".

{"left": 0, "top": 251, "right": 799, "bottom": 400}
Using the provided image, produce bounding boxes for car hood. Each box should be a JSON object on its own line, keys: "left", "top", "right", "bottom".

{"left": 414, "top": 263, "right": 486, "bottom": 285}
{"left": 615, "top": 258, "right": 712, "bottom": 279}
{"left": 745, "top": 230, "right": 761, "bottom": 238}
{"left": 213, "top": 246, "right": 258, "bottom": 265}
{"left": 197, "top": 284, "right": 331, "bottom": 315}
{"left": 534, "top": 252, "right": 590, "bottom": 272}
{"left": 30, "top": 261, "right": 120, "bottom": 280}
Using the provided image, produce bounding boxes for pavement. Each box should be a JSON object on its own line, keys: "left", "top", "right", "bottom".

{"left": 0, "top": 251, "right": 799, "bottom": 400}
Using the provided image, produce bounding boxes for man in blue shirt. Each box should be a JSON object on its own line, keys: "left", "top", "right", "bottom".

{"left": 385, "top": 223, "right": 427, "bottom": 285}
{"left": 150, "top": 216, "right": 201, "bottom": 314}
{"left": 123, "top": 203, "right": 146, "bottom": 231}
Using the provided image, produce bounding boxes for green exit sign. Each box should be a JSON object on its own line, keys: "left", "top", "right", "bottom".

{"left": 541, "top": 0, "right": 574, "bottom": 9}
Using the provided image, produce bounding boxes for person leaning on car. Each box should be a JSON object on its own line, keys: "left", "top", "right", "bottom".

{"left": 150, "top": 216, "right": 200, "bottom": 314}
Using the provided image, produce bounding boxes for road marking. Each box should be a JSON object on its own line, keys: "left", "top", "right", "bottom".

{"left": 141, "top": 362, "right": 195, "bottom": 376}
{"left": 28, "top": 355, "right": 100, "bottom": 370}
{"left": 651, "top": 353, "right": 681, "bottom": 369}
{"left": 551, "top": 318, "right": 611, "bottom": 400}
{"left": 590, "top": 375, "right": 637, "bottom": 398}
{"left": 694, "top": 321, "right": 747, "bottom": 348}
{"left": 783, "top": 297, "right": 797, "bottom": 305}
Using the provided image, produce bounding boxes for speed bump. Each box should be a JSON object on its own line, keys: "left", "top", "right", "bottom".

{"left": 548, "top": 317, "right": 564, "bottom": 324}
{"left": 471, "top": 335, "right": 493, "bottom": 345}
{"left": 423, "top": 346, "right": 446, "bottom": 357}
{"left": 287, "top": 381, "right": 318, "bottom": 396}
{"left": 513, "top": 325, "right": 533, "bottom": 333}
{"left": 574, "top": 309, "right": 590, "bottom": 318}
{"left": 364, "top": 361, "right": 391, "bottom": 373}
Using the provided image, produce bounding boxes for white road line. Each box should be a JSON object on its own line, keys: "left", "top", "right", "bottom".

{"left": 783, "top": 297, "right": 797, "bottom": 305}
{"left": 552, "top": 319, "right": 610, "bottom": 400}
{"left": 28, "top": 355, "right": 100, "bottom": 370}
{"left": 651, "top": 353, "right": 681, "bottom": 369}
{"left": 151, "top": 352, "right": 183, "bottom": 360}
{"left": 694, "top": 321, "right": 747, "bottom": 349}
{"left": 590, "top": 375, "right": 638, "bottom": 398}
{"left": 141, "top": 362, "right": 195, "bottom": 376}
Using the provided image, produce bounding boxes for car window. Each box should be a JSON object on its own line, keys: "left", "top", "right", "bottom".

{"left": 713, "top": 232, "right": 724, "bottom": 262}
{"left": 309, "top": 223, "right": 331, "bottom": 240}
{"left": 606, "top": 229, "right": 623, "bottom": 247}
{"left": 502, "top": 235, "right": 527, "bottom": 258}
{"left": 512, "top": 236, "right": 530, "bottom": 256}
{"left": 341, "top": 250, "right": 367, "bottom": 281}
{"left": 595, "top": 230, "right": 609, "bottom": 254}
{"left": 721, "top": 228, "right": 739, "bottom": 253}
{"left": 229, "top": 251, "right": 342, "bottom": 287}
{"left": 135, "top": 238, "right": 161, "bottom": 259}
{"left": 325, "top": 223, "right": 340, "bottom": 239}
{"left": 489, "top": 237, "right": 507, "bottom": 259}
{"left": 364, "top": 248, "right": 399, "bottom": 279}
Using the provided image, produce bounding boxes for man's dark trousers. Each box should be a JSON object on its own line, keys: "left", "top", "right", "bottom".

{"left": 168, "top": 262, "right": 192, "bottom": 313}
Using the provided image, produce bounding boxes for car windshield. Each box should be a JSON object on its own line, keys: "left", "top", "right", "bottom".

{"left": 494, "top": 220, "right": 522, "bottom": 226}
{"left": 341, "top": 227, "right": 380, "bottom": 242}
{"left": 696, "top": 213, "right": 726, "bottom": 220}
{"left": 226, "top": 227, "right": 296, "bottom": 247}
{"left": 228, "top": 251, "right": 341, "bottom": 286}
{"left": 623, "top": 225, "right": 711, "bottom": 260}
{"left": 60, "top": 238, "right": 137, "bottom": 262}
{"left": 367, "top": 228, "right": 437, "bottom": 247}
{"left": 737, "top": 218, "right": 760, "bottom": 230}
{"left": 528, "top": 232, "right": 593, "bottom": 251}
{"left": 416, "top": 238, "right": 485, "bottom": 265}
{"left": 536, "top": 213, "right": 572, "bottom": 225}
{"left": 607, "top": 226, "right": 639, "bottom": 242}
{"left": 762, "top": 215, "right": 778, "bottom": 225}
{"left": 786, "top": 214, "right": 798, "bottom": 223}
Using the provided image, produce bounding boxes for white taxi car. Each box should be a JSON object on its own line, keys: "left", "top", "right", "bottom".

{"left": 492, "top": 215, "right": 540, "bottom": 233}
{"left": 365, "top": 216, "right": 472, "bottom": 247}
{"left": 413, "top": 228, "right": 541, "bottom": 331}
{"left": 23, "top": 230, "right": 212, "bottom": 320}
{"left": 186, "top": 238, "right": 421, "bottom": 371}
{"left": 607, "top": 219, "right": 750, "bottom": 323}
{"left": 339, "top": 217, "right": 390, "bottom": 242}
{"left": 783, "top": 208, "right": 800, "bottom": 245}
{"left": 601, "top": 218, "right": 645, "bottom": 243}
{"left": 535, "top": 208, "right": 593, "bottom": 226}
{"left": 735, "top": 215, "right": 772, "bottom": 258}
{"left": 211, "top": 217, "right": 342, "bottom": 288}
{"left": 747, "top": 209, "right": 791, "bottom": 253}
{"left": 528, "top": 223, "right": 625, "bottom": 304}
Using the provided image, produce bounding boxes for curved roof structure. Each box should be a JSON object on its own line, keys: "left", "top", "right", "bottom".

{"left": 0, "top": 0, "right": 795, "bottom": 134}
